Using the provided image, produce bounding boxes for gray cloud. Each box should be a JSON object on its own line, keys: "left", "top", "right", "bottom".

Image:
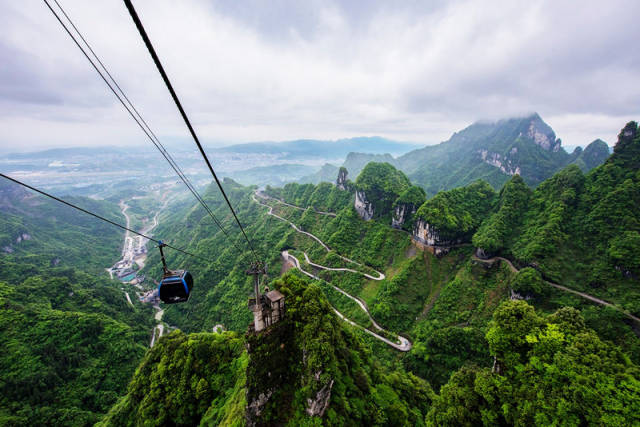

{"left": 0, "top": 0, "right": 638, "bottom": 152}
{"left": 0, "top": 42, "right": 62, "bottom": 105}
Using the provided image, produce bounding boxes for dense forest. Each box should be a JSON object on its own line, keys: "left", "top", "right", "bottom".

{"left": 100, "top": 273, "right": 432, "bottom": 426}
{"left": 0, "top": 262, "right": 154, "bottom": 425}
{"left": 0, "top": 184, "right": 155, "bottom": 424}
{"left": 0, "top": 180, "right": 123, "bottom": 273}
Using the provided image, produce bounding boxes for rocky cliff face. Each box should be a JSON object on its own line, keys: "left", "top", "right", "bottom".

{"left": 526, "top": 117, "right": 561, "bottom": 152}
{"left": 479, "top": 149, "right": 522, "bottom": 176}
{"left": 475, "top": 247, "right": 491, "bottom": 260}
{"left": 336, "top": 167, "right": 348, "bottom": 190}
{"left": 392, "top": 203, "right": 416, "bottom": 229}
{"left": 476, "top": 115, "right": 562, "bottom": 176}
{"left": 412, "top": 219, "right": 462, "bottom": 255}
{"left": 306, "top": 376, "right": 334, "bottom": 417}
{"left": 354, "top": 190, "right": 374, "bottom": 221}
{"left": 612, "top": 121, "right": 640, "bottom": 168}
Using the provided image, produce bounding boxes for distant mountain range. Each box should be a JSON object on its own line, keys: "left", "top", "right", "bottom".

{"left": 225, "top": 163, "right": 315, "bottom": 187}
{"left": 214, "top": 136, "right": 421, "bottom": 159}
{"left": 3, "top": 146, "right": 127, "bottom": 160}
{"left": 2, "top": 115, "right": 611, "bottom": 194}
{"left": 301, "top": 113, "right": 611, "bottom": 194}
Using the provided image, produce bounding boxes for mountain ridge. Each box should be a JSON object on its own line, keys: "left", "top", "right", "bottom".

{"left": 215, "top": 136, "right": 421, "bottom": 159}
{"left": 301, "top": 113, "right": 610, "bottom": 193}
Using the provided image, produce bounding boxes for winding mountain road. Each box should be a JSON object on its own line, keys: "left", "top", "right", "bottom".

{"left": 253, "top": 193, "right": 331, "bottom": 250}
{"left": 253, "top": 191, "right": 410, "bottom": 350}
{"left": 473, "top": 255, "right": 640, "bottom": 323}
{"left": 303, "top": 252, "right": 385, "bottom": 281}
{"left": 284, "top": 251, "right": 411, "bottom": 351}
{"left": 259, "top": 193, "right": 337, "bottom": 217}
{"left": 124, "top": 292, "right": 133, "bottom": 306}
{"left": 253, "top": 192, "right": 385, "bottom": 278}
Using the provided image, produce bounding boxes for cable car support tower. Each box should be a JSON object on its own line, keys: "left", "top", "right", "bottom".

{"left": 247, "top": 262, "right": 285, "bottom": 333}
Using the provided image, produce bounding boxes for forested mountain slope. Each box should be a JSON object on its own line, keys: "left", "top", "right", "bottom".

{"left": 0, "top": 180, "right": 123, "bottom": 273}
{"left": 474, "top": 121, "right": 640, "bottom": 317}
{"left": 0, "top": 181, "right": 155, "bottom": 425}
{"left": 427, "top": 301, "right": 640, "bottom": 425}
{"left": 0, "top": 263, "right": 154, "bottom": 425}
{"left": 398, "top": 113, "right": 603, "bottom": 192}
{"left": 104, "top": 120, "right": 639, "bottom": 425}
{"left": 309, "top": 113, "right": 610, "bottom": 194}
{"left": 100, "top": 273, "right": 432, "bottom": 426}
{"left": 5, "top": 120, "right": 630, "bottom": 424}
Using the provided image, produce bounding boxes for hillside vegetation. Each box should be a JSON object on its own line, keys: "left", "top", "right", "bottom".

{"left": 0, "top": 180, "right": 123, "bottom": 273}
{"left": 100, "top": 273, "right": 432, "bottom": 426}
{"left": 428, "top": 301, "right": 640, "bottom": 425}
{"left": 476, "top": 122, "right": 640, "bottom": 318}
{"left": 0, "top": 263, "right": 153, "bottom": 425}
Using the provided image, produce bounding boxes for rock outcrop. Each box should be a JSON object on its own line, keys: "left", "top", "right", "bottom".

{"left": 354, "top": 190, "right": 374, "bottom": 221}
{"left": 475, "top": 247, "right": 491, "bottom": 260}
{"left": 246, "top": 390, "right": 273, "bottom": 423}
{"left": 391, "top": 186, "right": 426, "bottom": 230}
{"left": 526, "top": 116, "right": 562, "bottom": 152}
{"left": 392, "top": 203, "right": 416, "bottom": 229}
{"left": 306, "top": 378, "right": 334, "bottom": 417}
{"left": 472, "top": 114, "right": 565, "bottom": 177}
{"left": 354, "top": 162, "right": 412, "bottom": 221}
{"left": 412, "top": 219, "right": 462, "bottom": 256}
{"left": 16, "top": 233, "right": 31, "bottom": 243}
{"left": 479, "top": 150, "right": 522, "bottom": 176}
{"left": 336, "top": 167, "right": 348, "bottom": 190}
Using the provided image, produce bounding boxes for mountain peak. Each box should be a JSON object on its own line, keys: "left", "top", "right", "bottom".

{"left": 523, "top": 113, "right": 561, "bottom": 152}
{"left": 611, "top": 121, "right": 640, "bottom": 168}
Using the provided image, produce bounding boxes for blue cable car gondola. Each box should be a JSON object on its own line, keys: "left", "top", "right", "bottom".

{"left": 157, "top": 242, "right": 193, "bottom": 304}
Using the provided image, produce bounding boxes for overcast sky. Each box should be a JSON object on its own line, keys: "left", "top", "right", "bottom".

{"left": 0, "top": 0, "right": 638, "bottom": 152}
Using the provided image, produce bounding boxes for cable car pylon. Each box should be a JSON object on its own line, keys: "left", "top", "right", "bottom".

{"left": 247, "top": 261, "right": 273, "bottom": 332}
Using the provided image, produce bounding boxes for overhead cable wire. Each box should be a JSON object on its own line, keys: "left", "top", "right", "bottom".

{"left": 123, "top": 0, "right": 261, "bottom": 263}
{"left": 43, "top": 0, "right": 246, "bottom": 257}
{"left": 44, "top": 0, "right": 241, "bottom": 255}
{"left": 0, "top": 173, "right": 211, "bottom": 262}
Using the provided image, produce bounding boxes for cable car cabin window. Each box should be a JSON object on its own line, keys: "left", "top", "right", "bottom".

{"left": 158, "top": 270, "right": 193, "bottom": 304}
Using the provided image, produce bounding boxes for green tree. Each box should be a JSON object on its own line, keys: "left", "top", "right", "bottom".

{"left": 472, "top": 174, "right": 531, "bottom": 255}
{"left": 355, "top": 162, "right": 412, "bottom": 220}
{"left": 608, "top": 230, "right": 640, "bottom": 273}
{"left": 510, "top": 267, "right": 548, "bottom": 297}
{"left": 415, "top": 180, "right": 496, "bottom": 241}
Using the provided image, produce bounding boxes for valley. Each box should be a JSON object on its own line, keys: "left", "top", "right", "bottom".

{"left": 104, "top": 184, "right": 184, "bottom": 348}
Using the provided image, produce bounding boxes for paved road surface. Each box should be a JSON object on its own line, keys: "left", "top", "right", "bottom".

{"left": 253, "top": 192, "right": 385, "bottom": 279}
